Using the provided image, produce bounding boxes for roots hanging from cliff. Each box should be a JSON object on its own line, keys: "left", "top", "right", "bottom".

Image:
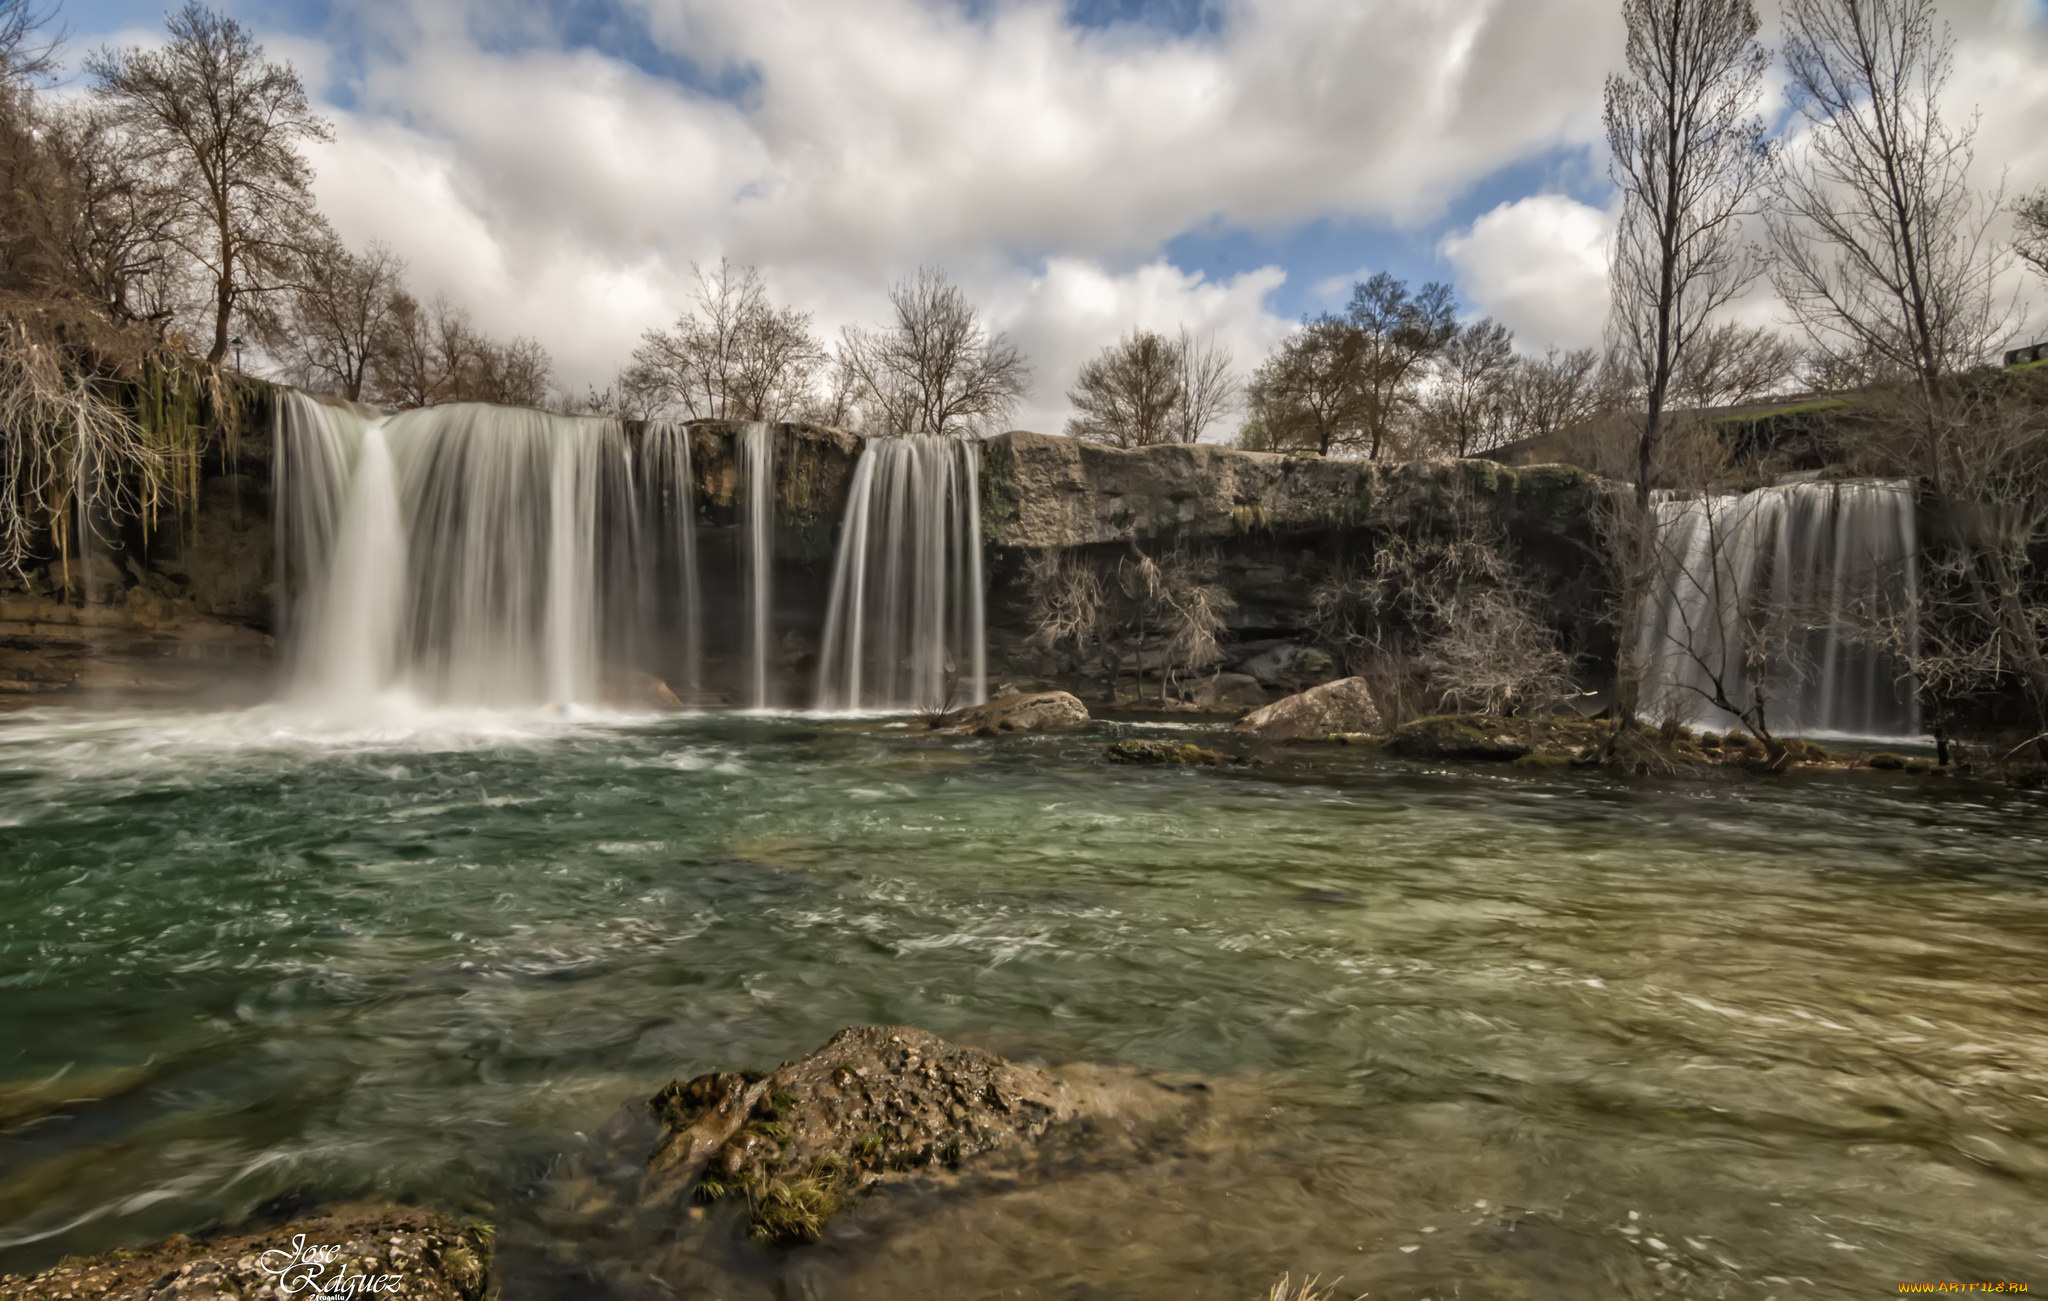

{"left": 0, "top": 310, "right": 232, "bottom": 585}
{"left": 1023, "top": 541, "right": 1235, "bottom": 703}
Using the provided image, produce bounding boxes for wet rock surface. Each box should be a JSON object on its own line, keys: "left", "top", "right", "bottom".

{"left": 930, "top": 690, "right": 1090, "bottom": 736}
{"left": 1234, "top": 677, "right": 1384, "bottom": 741}
{"left": 0, "top": 1208, "right": 491, "bottom": 1301}
{"left": 639, "top": 1026, "right": 1205, "bottom": 1245}
{"left": 1389, "top": 715, "right": 1535, "bottom": 762}
{"left": 1104, "top": 739, "right": 1233, "bottom": 765}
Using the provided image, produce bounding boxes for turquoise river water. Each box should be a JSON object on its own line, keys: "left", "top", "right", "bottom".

{"left": 0, "top": 707, "right": 2044, "bottom": 1299}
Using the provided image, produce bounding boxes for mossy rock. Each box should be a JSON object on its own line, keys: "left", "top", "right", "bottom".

{"left": 1390, "top": 715, "right": 1532, "bottom": 762}
{"left": 1866, "top": 752, "right": 1908, "bottom": 770}
{"left": 1105, "top": 740, "right": 1230, "bottom": 766}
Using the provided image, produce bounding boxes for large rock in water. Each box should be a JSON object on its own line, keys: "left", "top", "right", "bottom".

{"left": 930, "top": 690, "right": 1090, "bottom": 736}
{"left": 1233, "top": 677, "right": 1383, "bottom": 740}
{"left": 642, "top": 1026, "right": 1202, "bottom": 1244}
{"left": 0, "top": 1208, "right": 491, "bottom": 1300}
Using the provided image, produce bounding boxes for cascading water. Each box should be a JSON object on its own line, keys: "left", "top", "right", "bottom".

{"left": 1638, "top": 479, "right": 1921, "bottom": 738}
{"left": 815, "top": 435, "right": 987, "bottom": 713}
{"left": 276, "top": 392, "right": 702, "bottom": 711}
{"left": 738, "top": 423, "right": 775, "bottom": 710}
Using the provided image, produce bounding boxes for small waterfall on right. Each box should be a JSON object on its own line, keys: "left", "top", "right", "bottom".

{"left": 1639, "top": 479, "right": 1921, "bottom": 738}
{"left": 816, "top": 436, "right": 986, "bottom": 713}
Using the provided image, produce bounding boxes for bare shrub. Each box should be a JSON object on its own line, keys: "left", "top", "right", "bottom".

{"left": 1311, "top": 473, "right": 1576, "bottom": 719}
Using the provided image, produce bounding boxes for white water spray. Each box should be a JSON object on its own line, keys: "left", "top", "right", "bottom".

{"left": 816, "top": 436, "right": 987, "bottom": 712}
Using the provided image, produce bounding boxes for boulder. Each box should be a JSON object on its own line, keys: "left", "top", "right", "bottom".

{"left": 1238, "top": 644, "right": 1336, "bottom": 690}
{"left": 931, "top": 690, "right": 1090, "bottom": 736}
{"left": 1389, "top": 714, "right": 1532, "bottom": 762}
{"left": 642, "top": 1026, "right": 1203, "bottom": 1244}
{"left": 1233, "top": 677, "right": 1383, "bottom": 741}
{"left": 0, "top": 1208, "right": 491, "bottom": 1301}
{"left": 1104, "top": 740, "right": 1231, "bottom": 765}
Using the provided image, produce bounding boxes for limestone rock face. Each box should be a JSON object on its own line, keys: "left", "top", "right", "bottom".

{"left": 644, "top": 1026, "right": 1203, "bottom": 1244}
{"left": 1239, "top": 644, "right": 1336, "bottom": 690}
{"left": 932, "top": 690, "right": 1090, "bottom": 736}
{"left": 1180, "top": 672, "right": 1268, "bottom": 712}
{"left": 0, "top": 1208, "right": 491, "bottom": 1301}
{"left": 1233, "top": 677, "right": 1384, "bottom": 741}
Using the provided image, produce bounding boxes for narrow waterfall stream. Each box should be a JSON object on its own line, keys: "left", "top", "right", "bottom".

{"left": 1639, "top": 479, "right": 1922, "bottom": 738}
{"left": 738, "top": 422, "right": 775, "bottom": 710}
{"left": 816, "top": 435, "right": 987, "bottom": 712}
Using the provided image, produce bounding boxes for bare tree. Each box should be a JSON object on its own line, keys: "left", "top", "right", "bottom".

{"left": 0, "top": 0, "right": 60, "bottom": 83}
{"left": 632, "top": 260, "right": 825, "bottom": 421}
{"left": 1067, "top": 325, "right": 1239, "bottom": 448}
{"left": 1670, "top": 320, "right": 1805, "bottom": 406}
{"left": 1240, "top": 315, "right": 1367, "bottom": 456}
{"left": 1605, "top": 0, "right": 1771, "bottom": 505}
{"left": 258, "top": 239, "right": 403, "bottom": 400}
{"left": 1067, "top": 328, "right": 1180, "bottom": 447}
{"left": 41, "top": 105, "right": 191, "bottom": 328}
{"left": 835, "top": 267, "right": 1030, "bottom": 437}
{"left": 1170, "top": 327, "right": 1239, "bottom": 445}
{"left": 1310, "top": 473, "right": 1575, "bottom": 719}
{"left": 1348, "top": 273, "right": 1458, "bottom": 460}
{"left": 1423, "top": 318, "right": 1515, "bottom": 457}
{"left": 1769, "top": 0, "right": 2012, "bottom": 417}
{"left": 88, "top": 3, "right": 331, "bottom": 367}
{"left": 365, "top": 290, "right": 552, "bottom": 409}
{"left": 1506, "top": 346, "right": 1605, "bottom": 441}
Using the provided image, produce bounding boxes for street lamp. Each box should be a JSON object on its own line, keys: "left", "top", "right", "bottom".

{"left": 229, "top": 336, "right": 244, "bottom": 374}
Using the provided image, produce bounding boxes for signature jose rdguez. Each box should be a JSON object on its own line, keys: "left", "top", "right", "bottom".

{"left": 255, "top": 1234, "right": 406, "bottom": 1296}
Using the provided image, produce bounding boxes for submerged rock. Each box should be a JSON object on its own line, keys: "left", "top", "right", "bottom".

{"left": 1233, "top": 677, "right": 1384, "bottom": 741}
{"left": 1104, "top": 740, "right": 1232, "bottom": 766}
{"left": 0, "top": 1207, "right": 491, "bottom": 1301}
{"left": 642, "top": 1026, "right": 1203, "bottom": 1244}
{"left": 931, "top": 691, "right": 1090, "bottom": 736}
{"left": 1390, "top": 715, "right": 1532, "bottom": 762}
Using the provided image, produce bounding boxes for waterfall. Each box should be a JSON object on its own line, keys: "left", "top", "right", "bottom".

{"left": 816, "top": 436, "right": 987, "bottom": 713}
{"left": 1639, "top": 479, "right": 1921, "bottom": 738}
{"left": 738, "top": 422, "right": 774, "bottom": 710}
{"left": 275, "top": 392, "right": 702, "bottom": 711}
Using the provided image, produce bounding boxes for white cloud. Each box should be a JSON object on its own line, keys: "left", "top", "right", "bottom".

{"left": 1439, "top": 194, "right": 1614, "bottom": 353}
{"left": 88, "top": 0, "right": 2048, "bottom": 424}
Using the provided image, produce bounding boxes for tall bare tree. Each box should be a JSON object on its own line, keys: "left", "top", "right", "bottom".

{"left": 1769, "top": 0, "right": 2011, "bottom": 412}
{"left": 88, "top": 3, "right": 331, "bottom": 366}
{"left": 1605, "top": 0, "right": 1771, "bottom": 504}
{"left": 632, "top": 260, "right": 825, "bottom": 421}
{"left": 42, "top": 105, "right": 190, "bottom": 328}
{"left": 836, "top": 267, "right": 1030, "bottom": 437}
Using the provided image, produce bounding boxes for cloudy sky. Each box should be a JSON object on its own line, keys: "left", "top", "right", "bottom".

{"left": 50, "top": 0, "right": 2048, "bottom": 432}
